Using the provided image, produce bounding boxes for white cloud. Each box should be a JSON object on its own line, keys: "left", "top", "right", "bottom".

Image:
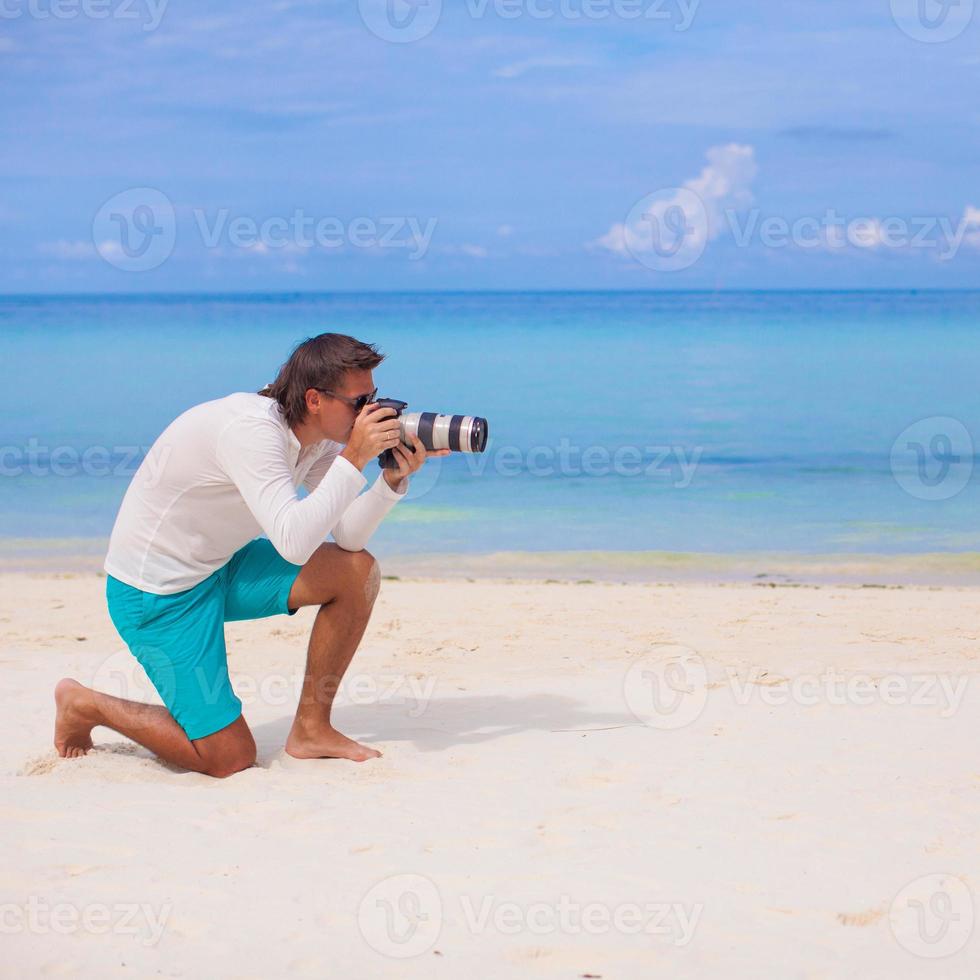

{"left": 37, "top": 240, "right": 97, "bottom": 260}
{"left": 493, "top": 56, "right": 592, "bottom": 79}
{"left": 594, "top": 143, "right": 757, "bottom": 263}
{"left": 960, "top": 205, "right": 980, "bottom": 249}
{"left": 824, "top": 216, "right": 886, "bottom": 250}
{"left": 497, "top": 224, "right": 514, "bottom": 238}
{"left": 439, "top": 244, "right": 490, "bottom": 259}
{"left": 817, "top": 207, "right": 980, "bottom": 257}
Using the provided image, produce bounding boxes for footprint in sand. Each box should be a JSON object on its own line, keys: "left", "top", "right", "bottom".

{"left": 20, "top": 744, "right": 179, "bottom": 782}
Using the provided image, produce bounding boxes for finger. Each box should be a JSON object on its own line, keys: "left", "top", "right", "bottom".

{"left": 391, "top": 441, "right": 416, "bottom": 467}
{"left": 362, "top": 404, "right": 397, "bottom": 420}
{"left": 391, "top": 446, "right": 411, "bottom": 474}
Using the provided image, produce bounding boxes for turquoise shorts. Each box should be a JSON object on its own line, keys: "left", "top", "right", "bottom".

{"left": 105, "top": 537, "right": 304, "bottom": 741}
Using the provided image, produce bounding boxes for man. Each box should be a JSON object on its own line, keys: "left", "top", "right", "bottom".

{"left": 53, "top": 333, "right": 446, "bottom": 777}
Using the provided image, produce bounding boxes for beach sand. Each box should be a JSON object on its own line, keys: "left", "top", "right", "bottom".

{"left": 2, "top": 566, "right": 979, "bottom": 977}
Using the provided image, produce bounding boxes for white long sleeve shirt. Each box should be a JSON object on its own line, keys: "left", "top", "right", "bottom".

{"left": 104, "top": 392, "right": 406, "bottom": 594}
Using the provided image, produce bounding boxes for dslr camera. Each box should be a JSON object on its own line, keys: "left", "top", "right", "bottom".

{"left": 374, "top": 398, "right": 489, "bottom": 470}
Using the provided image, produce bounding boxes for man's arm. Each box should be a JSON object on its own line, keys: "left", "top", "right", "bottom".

{"left": 215, "top": 417, "right": 367, "bottom": 565}
{"left": 303, "top": 448, "right": 407, "bottom": 552}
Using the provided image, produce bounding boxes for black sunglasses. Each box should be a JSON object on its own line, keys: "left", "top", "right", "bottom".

{"left": 316, "top": 386, "right": 378, "bottom": 413}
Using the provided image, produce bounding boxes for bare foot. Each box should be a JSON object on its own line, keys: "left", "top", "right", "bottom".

{"left": 285, "top": 723, "right": 381, "bottom": 763}
{"left": 54, "top": 678, "right": 97, "bottom": 759}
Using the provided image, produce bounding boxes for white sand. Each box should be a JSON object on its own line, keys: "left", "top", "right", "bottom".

{"left": 2, "top": 570, "right": 979, "bottom": 977}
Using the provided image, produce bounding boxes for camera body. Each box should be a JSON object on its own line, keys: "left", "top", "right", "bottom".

{"left": 376, "top": 399, "right": 408, "bottom": 471}
{"left": 375, "top": 397, "right": 489, "bottom": 469}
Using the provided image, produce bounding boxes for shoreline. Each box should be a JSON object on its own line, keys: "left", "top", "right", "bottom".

{"left": 5, "top": 538, "right": 980, "bottom": 586}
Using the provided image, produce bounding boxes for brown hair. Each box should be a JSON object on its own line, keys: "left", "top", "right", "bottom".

{"left": 258, "top": 333, "right": 384, "bottom": 427}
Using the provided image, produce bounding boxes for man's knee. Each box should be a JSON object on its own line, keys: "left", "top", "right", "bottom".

{"left": 334, "top": 547, "right": 380, "bottom": 605}
{"left": 292, "top": 544, "right": 381, "bottom": 608}
{"left": 202, "top": 741, "right": 255, "bottom": 778}
{"left": 196, "top": 721, "right": 256, "bottom": 779}
{"left": 359, "top": 550, "right": 381, "bottom": 605}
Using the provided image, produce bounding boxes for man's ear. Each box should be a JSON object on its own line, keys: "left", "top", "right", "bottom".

{"left": 304, "top": 388, "right": 322, "bottom": 415}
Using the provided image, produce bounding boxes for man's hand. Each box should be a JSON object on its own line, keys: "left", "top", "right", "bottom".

{"left": 340, "top": 403, "right": 403, "bottom": 471}
{"left": 383, "top": 432, "right": 451, "bottom": 491}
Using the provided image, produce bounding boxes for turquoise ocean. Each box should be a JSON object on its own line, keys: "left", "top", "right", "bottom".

{"left": 2, "top": 291, "right": 978, "bottom": 561}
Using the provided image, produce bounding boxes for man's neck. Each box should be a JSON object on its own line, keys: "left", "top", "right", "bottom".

{"left": 291, "top": 419, "right": 323, "bottom": 450}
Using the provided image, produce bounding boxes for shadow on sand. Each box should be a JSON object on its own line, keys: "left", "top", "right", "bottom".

{"left": 251, "top": 692, "right": 643, "bottom": 759}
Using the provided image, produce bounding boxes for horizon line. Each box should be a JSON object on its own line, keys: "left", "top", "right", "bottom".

{"left": 4, "top": 287, "right": 980, "bottom": 301}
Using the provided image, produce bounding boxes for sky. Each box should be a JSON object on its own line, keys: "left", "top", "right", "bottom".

{"left": 1, "top": 0, "right": 979, "bottom": 292}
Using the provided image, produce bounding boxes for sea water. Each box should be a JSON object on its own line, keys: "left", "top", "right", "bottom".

{"left": 2, "top": 290, "right": 978, "bottom": 557}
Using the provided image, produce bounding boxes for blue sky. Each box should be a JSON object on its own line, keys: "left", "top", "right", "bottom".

{"left": 1, "top": 0, "right": 979, "bottom": 292}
